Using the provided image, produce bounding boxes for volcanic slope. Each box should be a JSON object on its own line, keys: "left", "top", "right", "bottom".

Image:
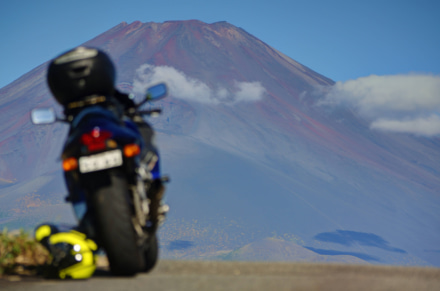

{"left": 0, "top": 20, "right": 439, "bottom": 266}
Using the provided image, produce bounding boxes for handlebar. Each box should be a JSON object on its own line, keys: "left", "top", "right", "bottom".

{"left": 136, "top": 108, "right": 162, "bottom": 116}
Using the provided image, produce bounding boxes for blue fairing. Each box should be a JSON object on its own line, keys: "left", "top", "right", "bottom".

{"left": 151, "top": 157, "right": 161, "bottom": 180}
{"left": 65, "top": 106, "right": 145, "bottom": 151}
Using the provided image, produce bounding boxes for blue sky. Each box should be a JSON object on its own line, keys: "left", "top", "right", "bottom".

{"left": 1, "top": 0, "right": 439, "bottom": 89}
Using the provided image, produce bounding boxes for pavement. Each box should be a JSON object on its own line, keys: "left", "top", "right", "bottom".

{"left": 1, "top": 260, "right": 440, "bottom": 291}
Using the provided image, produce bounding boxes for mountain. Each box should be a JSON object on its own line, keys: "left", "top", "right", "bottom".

{"left": 0, "top": 20, "right": 439, "bottom": 266}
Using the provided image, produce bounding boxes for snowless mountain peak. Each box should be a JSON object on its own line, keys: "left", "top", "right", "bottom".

{"left": 0, "top": 19, "right": 439, "bottom": 267}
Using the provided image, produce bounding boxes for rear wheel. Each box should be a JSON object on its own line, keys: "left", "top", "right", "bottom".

{"left": 90, "top": 170, "right": 143, "bottom": 276}
{"left": 143, "top": 234, "right": 158, "bottom": 272}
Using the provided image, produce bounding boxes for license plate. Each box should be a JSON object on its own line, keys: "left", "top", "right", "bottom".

{"left": 79, "top": 150, "right": 123, "bottom": 173}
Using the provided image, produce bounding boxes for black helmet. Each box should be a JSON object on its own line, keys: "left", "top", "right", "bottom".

{"left": 47, "top": 46, "right": 116, "bottom": 106}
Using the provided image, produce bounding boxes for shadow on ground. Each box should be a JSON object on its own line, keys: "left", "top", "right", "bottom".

{"left": 313, "top": 230, "right": 406, "bottom": 253}
{"left": 167, "top": 240, "right": 195, "bottom": 251}
{"left": 305, "top": 230, "right": 407, "bottom": 262}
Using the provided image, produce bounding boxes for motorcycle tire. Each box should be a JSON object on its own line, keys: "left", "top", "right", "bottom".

{"left": 90, "top": 170, "right": 144, "bottom": 276}
{"left": 143, "top": 234, "right": 158, "bottom": 272}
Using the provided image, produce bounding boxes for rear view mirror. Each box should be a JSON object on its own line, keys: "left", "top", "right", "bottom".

{"left": 146, "top": 83, "right": 167, "bottom": 101}
{"left": 31, "top": 108, "right": 56, "bottom": 124}
{"left": 137, "top": 83, "right": 168, "bottom": 108}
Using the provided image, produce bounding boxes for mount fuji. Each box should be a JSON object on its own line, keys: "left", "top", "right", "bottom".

{"left": 0, "top": 20, "right": 439, "bottom": 266}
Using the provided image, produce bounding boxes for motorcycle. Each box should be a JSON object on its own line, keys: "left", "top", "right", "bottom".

{"left": 31, "top": 83, "right": 169, "bottom": 275}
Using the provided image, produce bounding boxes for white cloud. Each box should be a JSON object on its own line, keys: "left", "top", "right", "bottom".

{"left": 133, "top": 64, "right": 266, "bottom": 104}
{"left": 320, "top": 74, "right": 440, "bottom": 136}
{"left": 371, "top": 115, "right": 440, "bottom": 136}
{"left": 234, "top": 81, "right": 266, "bottom": 102}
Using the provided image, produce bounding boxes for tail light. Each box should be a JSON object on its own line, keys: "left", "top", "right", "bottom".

{"left": 123, "top": 144, "right": 141, "bottom": 157}
{"left": 81, "top": 127, "right": 113, "bottom": 152}
{"left": 63, "top": 157, "right": 78, "bottom": 171}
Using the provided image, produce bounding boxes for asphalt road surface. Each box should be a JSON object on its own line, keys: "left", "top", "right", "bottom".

{"left": 1, "top": 260, "right": 440, "bottom": 291}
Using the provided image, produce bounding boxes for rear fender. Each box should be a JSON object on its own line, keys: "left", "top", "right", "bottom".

{"left": 62, "top": 107, "right": 143, "bottom": 159}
